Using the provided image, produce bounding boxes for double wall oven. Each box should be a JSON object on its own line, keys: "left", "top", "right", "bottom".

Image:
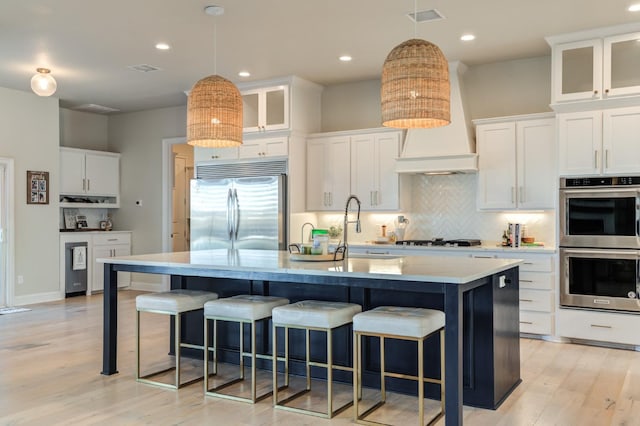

{"left": 559, "top": 176, "right": 640, "bottom": 312}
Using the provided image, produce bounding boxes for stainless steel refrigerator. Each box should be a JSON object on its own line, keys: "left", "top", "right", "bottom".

{"left": 190, "top": 175, "right": 287, "bottom": 250}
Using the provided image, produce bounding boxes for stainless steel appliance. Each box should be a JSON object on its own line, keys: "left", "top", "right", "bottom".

{"left": 559, "top": 176, "right": 640, "bottom": 312}
{"left": 559, "top": 176, "right": 640, "bottom": 249}
{"left": 560, "top": 248, "right": 640, "bottom": 312}
{"left": 190, "top": 162, "right": 287, "bottom": 251}
{"left": 65, "top": 242, "right": 87, "bottom": 297}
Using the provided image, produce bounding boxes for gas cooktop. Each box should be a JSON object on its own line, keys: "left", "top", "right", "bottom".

{"left": 396, "top": 238, "right": 482, "bottom": 247}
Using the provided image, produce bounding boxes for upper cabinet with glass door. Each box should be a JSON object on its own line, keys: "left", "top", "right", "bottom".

{"left": 241, "top": 85, "right": 289, "bottom": 133}
{"left": 547, "top": 24, "right": 640, "bottom": 109}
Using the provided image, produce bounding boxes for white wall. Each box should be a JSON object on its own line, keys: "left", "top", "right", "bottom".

{"left": 464, "top": 56, "right": 552, "bottom": 120}
{"left": 59, "top": 108, "right": 109, "bottom": 150}
{"left": 0, "top": 87, "right": 60, "bottom": 303}
{"left": 320, "top": 56, "right": 552, "bottom": 131}
{"left": 107, "top": 105, "right": 187, "bottom": 286}
{"left": 321, "top": 79, "right": 382, "bottom": 132}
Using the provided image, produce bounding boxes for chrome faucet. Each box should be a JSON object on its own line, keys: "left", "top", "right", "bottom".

{"left": 301, "top": 222, "right": 315, "bottom": 243}
{"left": 343, "top": 195, "right": 362, "bottom": 257}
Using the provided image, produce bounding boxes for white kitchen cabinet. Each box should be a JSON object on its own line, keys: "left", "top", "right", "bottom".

{"left": 193, "top": 146, "right": 239, "bottom": 163}
{"left": 60, "top": 147, "right": 120, "bottom": 207}
{"left": 557, "top": 308, "right": 640, "bottom": 346}
{"left": 476, "top": 114, "right": 556, "bottom": 210}
{"left": 241, "top": 85, "right": 289, "bottom": 133}
{"left": 59, "top": 231, "right": 131, "bottom": 297}
{"left": 558, "top": 106, "right": 640, "bottom": 176}
{"left": 350, "top": 131, "right": 402, "bottom": 210}
{"left": 472, "top": 251, "right": 556, "bottom": 336}
{"left": 193, "top": 137, "right": 288, "bottom": 164}
{"left": 91, "top": 232, "right": 131, "bottom": 292}
{"left": 238, "top": 137, "right": 288, "bottom": 159}
{"left": 306, "top": 135, "right": 350, "bottom": 211}
{"left": 549, "top": 31, "right": 640, "bottom": 105}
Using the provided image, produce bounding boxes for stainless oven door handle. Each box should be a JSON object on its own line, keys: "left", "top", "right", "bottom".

{"left": 563, "top": 248, "right": 640, "bottom": 257}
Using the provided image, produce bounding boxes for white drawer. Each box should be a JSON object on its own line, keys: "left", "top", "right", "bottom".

{"left": 519, "top": 311, "right": 553, "bottom": 335}
{"left": 558, "top": 309, "right": 640, "bottom": 346}
{"left": 518, "top": 256, "right": 553, "bottom": 272}
{"left": 93, "top": 232, "right": 131, "bottom": 246}
{"left": 519, "top": 272, "right": 554, "bottom": 290}
{"left": 519, "top": 289, "right": 554, "bottom": 312}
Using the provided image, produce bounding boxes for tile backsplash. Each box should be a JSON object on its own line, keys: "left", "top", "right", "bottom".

{"left": 316, "top": 174, "right": 556, "bottom": 247}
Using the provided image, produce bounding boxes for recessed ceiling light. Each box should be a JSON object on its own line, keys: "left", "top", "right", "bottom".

{"left": 629, "top": 3, "right": 640, "bottom": 11}
{"left": 460, "top": 34, "right": 476, "bottom": 42}
{"left": 155, "top": 43, "right": 170, "bottom": 50}
{"left": 238, "top": 71, "right": 251, "bottom": 77}
{"left": 339, "top": 55, "right": 352, "bottom": 62}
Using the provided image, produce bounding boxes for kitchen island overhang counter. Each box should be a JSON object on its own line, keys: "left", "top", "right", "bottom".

{"left": 98, "top": 250, "right": 523, "bottom": 426}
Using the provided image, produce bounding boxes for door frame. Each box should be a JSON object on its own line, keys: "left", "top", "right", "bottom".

{"left": 0, "top": 157, "right": 15, "bottom": 307}
{"left": 161, "top": 137, "right": 186, "bottom": 290}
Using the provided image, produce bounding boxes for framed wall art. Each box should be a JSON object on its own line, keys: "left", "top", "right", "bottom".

{"left": 27, "top": 170, "right": 49, "bottom": 205}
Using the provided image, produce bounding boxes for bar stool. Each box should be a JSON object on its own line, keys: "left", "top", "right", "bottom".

{"left": 272, "top": 300, "right": 362, "bottom": 418}
{"left": 352, "top": 306, "right": 445, "bottom": 425}
{"left": 203, "top": 295, "right": 289, "bottom": 403}
{"left": 136, "top": 289, "right": 219, "bottom": 390}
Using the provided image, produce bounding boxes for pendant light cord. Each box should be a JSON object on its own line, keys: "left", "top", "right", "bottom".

{"left": 413, "top": 0, "right": 417, "bottom": 37}
{"left": 213, "top": 15, "right": 217, "bottom": 74}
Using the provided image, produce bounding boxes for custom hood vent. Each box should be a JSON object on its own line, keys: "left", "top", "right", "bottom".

{"left": 395, "top": 61, "right": 477, "bottom": 174}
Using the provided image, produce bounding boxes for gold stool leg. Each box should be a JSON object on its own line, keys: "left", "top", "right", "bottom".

{"left": 272, "top": 323, "right": 278, "bottom": 406}
{"left": 353, "top": 331, "right": 359, "bottom": 421}
{"left": 203, "top": 316, "right": 209, "bottom": 392}
{"left": 175, "top": 313, "right": 181, "bottom": 388}
{"left": 380, "top": 336, "right": 386, "bottom": 403}
{"left": 136, "top": 310, "right": 141, "bottom": 380}
{"left": 327, "top": 328, "right": 333, "bottom": 416}
{"left": 440, "top": 329, "right": 446, "bottom": 415}
{"left": 418, "top": 336, "right": 424, "bottom": 426}
{"left": 305, "top": 328, "right": 311, "bottom": 390}
{"left": 239, "top": 321, "right": 245, "bottom": 380}
{"left": 251, "top": 320, "right": 257, "bottom": 402}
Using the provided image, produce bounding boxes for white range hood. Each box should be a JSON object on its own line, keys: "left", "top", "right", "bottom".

{"left": 395, "top": 61, "right": 477, "bottom": 174}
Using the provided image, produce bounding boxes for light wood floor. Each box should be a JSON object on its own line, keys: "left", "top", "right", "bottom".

{"left": 1, "top": 290, "right": 639, "bottom": 425}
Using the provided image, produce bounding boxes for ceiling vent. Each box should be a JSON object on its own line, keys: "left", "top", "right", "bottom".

{"left": 127, "top": 64, "right": 162, "bottom": 73}
{"left": 72, "top": 103, "right": 120, "bottom": 114}
{"left": 407, "top": 9, "right": 446, "bottom": 23}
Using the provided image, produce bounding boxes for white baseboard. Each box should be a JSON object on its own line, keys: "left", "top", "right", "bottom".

{"left": 129, "top": 281, "right": 169, "bottom": 292}
{"left": 14, "top": 291, "right": 63, "bottom": 306}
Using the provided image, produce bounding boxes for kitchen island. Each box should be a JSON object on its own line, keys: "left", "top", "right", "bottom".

{"left": 99, "top": 249, "right": 523, "bottom": 426}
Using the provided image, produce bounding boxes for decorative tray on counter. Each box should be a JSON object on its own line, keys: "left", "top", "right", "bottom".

{"left": 288, "top": 244, "right": 346, "bottom": 262}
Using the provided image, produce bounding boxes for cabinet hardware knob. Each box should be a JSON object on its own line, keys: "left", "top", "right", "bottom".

{"left": 594, "top": 90, "right": 598, "bottom": 95}
{"left": 605, "top": 89, "right": 609, "bottom": 94}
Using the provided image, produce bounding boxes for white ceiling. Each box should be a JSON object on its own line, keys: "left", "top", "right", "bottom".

{"left": 1, "top": 0, "right": 638, "bottom": 113}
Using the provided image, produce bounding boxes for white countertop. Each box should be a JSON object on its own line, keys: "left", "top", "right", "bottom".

{"left": 98, "top": 249, "right": 523, "bottom": 284}
{"left": 348, "top": 242, "right": 557, "bottom": 254}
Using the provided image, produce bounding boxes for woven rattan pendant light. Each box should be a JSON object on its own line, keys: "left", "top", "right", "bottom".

{"left": 187, "top": 5, "right": 242, "bottom": 148}
{"left": 381, "top": 1, "right": 450, "bottom": 129}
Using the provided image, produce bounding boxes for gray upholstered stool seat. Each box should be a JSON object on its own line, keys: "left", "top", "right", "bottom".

{"left": 272, "top": 300, "right": 362, "bottom": 419}
{"left": 203, "top": 295, "right": 289, "bottom": 403}
{"left": 137, "top": 289, "right": 220, "bottom": 313}
{"left": 135, "top": 289, "right": 218, "bottom": 390}
{"left": 352, "top": 306, "right": 445, "bottom": 425}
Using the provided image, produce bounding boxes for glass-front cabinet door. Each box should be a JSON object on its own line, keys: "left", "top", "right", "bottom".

{"left": 241, "top": 85, "right": 289, "bottom": 133}
{"left": 552, "top": 39, "right": 602, "bottom": 103}
{"left": 604, "top": 32, "right": 640, "bottom": 98}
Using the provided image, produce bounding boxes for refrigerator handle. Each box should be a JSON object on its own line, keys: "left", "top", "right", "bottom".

{"left": 227, "top": 188, "right": 234, "bottom": 240}
{"left": 233, "top": 188, "right": 240, "bottom": 240}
